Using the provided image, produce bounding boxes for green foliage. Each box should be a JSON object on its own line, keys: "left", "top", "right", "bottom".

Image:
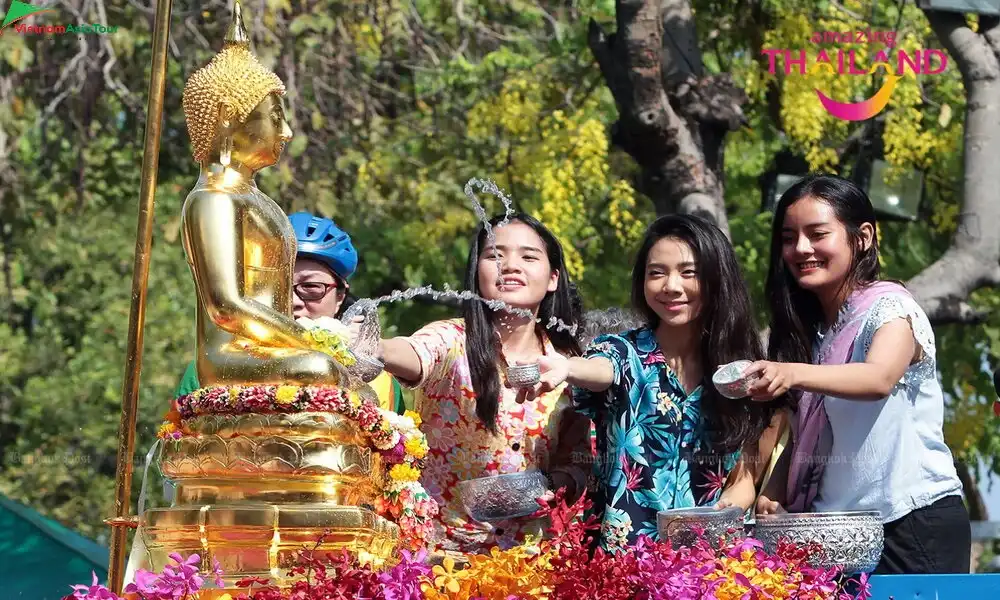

{"left": 0, "top": 0, "right": 997, "bottom": 542}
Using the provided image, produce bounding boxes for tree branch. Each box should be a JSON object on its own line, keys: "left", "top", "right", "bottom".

{"left": 908, "top": 11, "right": 1000, "bottom": 324}
{"left": 589, "top": 0, "right": 742, "bottom": 235}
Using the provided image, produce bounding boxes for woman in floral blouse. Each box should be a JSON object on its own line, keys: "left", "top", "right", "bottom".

{"left": 523, "top": 215, "right": 778, "bottom": 551}
{"left": 374, "top": 213, "right": 591, "bottom": 557}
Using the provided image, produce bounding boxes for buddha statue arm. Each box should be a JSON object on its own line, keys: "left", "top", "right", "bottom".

{"left": 184, "top": 192, "right": 314, "bottom": 350}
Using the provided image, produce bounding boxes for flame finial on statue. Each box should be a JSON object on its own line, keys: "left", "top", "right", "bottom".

{"left": 225, "top": 0, "right": 250, "bottom": 46}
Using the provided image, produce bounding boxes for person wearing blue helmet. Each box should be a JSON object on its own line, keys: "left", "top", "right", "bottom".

{"left": 287, "top": 211, "right": 359, "bottom": 320}
{"left": 173, "top": 212, "right": 405, "bottom": 414}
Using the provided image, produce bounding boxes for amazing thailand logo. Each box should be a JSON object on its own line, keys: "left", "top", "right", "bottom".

{"left": 1, "top": 0, "right": 118, "bottom": 35}
{"left": 762, "top": 29, "right": 948, "bottom": 122}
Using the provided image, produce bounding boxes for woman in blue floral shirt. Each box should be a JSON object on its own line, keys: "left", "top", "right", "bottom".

{"left": 522, "top": 215, "right": 778, "bottom": 550}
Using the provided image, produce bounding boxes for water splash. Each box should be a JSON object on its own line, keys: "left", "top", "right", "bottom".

{"left": 463, "top": 177, "right": 515, "bottom": 234}
{"left": 344, "top": 285, "right": 579, "bottom": 354}
{"left": 464, "top": 177, "right": 515, "bottom": 289}
{"left": 344, "top": 177, "right": 578, "bottom": 358}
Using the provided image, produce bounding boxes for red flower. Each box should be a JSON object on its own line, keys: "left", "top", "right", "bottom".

{"left": 621, "top": 454, "right": 643, "bottom": 491}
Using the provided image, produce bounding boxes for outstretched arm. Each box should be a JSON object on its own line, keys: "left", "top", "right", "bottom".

{"left": 378, "top": 338, "right": 423, "bottom": 385}
{"left": 746, "top": 319, "right": 918, "bottom": 402}
{"left": 717, "top": 454, "right": 757, "bottom": 511}
{"left": 517, "top": 355, "right": 615, "bottom": 403}
{"left": 756, "top": 438, "right": 791, "bottom": 515}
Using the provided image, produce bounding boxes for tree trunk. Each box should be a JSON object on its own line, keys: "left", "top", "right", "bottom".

{"left": 955, "top": 459, "right": 989, "bottom": 521}
{"left": 909, "top": 12, "right": 1000, "bottom": 324}
{"left": 588, "top": 0, "right": 747, "bottom": 236}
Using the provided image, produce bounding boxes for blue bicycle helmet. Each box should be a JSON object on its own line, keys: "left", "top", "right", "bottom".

{"left": 288, "top": 212, "right": 358, "bottom": 280}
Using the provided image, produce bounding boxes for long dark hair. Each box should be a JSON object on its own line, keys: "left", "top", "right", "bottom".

{"left": 765, "top": 174, "right": 880, "bottom": 364}
{"left": 631, "top": 214, "right": 773, "bottom": 453}
{"left": 463, "top": 212, "right": 583, "bottom": 434}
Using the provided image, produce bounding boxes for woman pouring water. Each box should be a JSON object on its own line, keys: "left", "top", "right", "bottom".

{"left": 363, "top": 213, "right": 591, "bottom": 557}
{"left": 518, "top": 215, "right": 778, "bottom": 551}
{"left": 749, "top": 175, "right": 969, "bottom": 574}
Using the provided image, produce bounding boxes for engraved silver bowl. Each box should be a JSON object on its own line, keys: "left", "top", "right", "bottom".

{"left": 712, "top": 360, "right": 758, "bottom": 399}
{"left": 657, "top": 506, "right": 746, "bottom": 549}
{"left": 751, "top": 511, "right": 883, "bottom": 574}
{"left": 458, "top": 471, "right": 548, "bottom": 522}
{"left": 348, "top": 353, "right": 385, "bottom": 384}
{"left": 506, "top": 362, "right": 541, "bottom": 388}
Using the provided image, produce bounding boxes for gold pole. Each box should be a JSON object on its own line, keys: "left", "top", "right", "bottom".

{"left": 106, "top": 0, "right": 173, "bottom": 592}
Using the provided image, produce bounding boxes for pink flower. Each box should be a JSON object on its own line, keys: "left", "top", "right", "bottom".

{"left": 239, "top": 386, "right": 272, "bottom": 412}
{"left": 424, "top": 416, "right": 456, "bottom": 450}
{"left": 211, "top": 558, "right": 224, "bottom": 588}
{"left": 383, "top": 440, "right": 407, "bottom": 464}
{"left": 696, "top": 464, "right": 728, "bottom": 504}
{"left": 124, "top": 553, "right": 205, "bottom": 600}
{"left": 520, "top": 401, "right": 544, "bottom": 430}
{"left": 123, "top": 569, "right": 158, "bottom": 596}
{"left": 643, "top": 349, "right": 666, "bottom": 365}
{"left": 357, "top": 402, "right": 382, "bottom": 429}
{"left": 621, "top": 454, "right": 643, "bottom": 491}
{"left": 69, "top": 572, "right": 122, "bottom": 600}
{"left": 377, "top": 548, "right": 430, "bottom": 600}
{"left": 498, "top": 447, "right": 525, "bottom": 472}
{"left": 857, "top": 573, "right": 872, "bottom": 600}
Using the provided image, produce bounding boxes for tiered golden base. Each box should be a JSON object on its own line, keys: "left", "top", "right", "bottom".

{"left": 137, "top": 503, "right": 400, "bottom": 585}
{"left": 133, "top": 412, "right": 401, "bottom": 588}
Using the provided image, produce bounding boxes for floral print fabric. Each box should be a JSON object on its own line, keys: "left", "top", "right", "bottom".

{"left": 573, "top": 327, "right": 739, "bottom": 552}
{"left": 402, "top": 318, "right": 591, "bottom": 556}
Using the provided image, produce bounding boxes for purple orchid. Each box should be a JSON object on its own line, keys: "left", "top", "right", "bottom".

{"left": 211, "top": 558, "right": 225, "bottom": 588}
{"left": 69, "top": 572, "right": 122, "bottom": 600}
{"left": 377, "top": 549, "right": 431, "bottom": 600}
{"left": 121, "top": 553, "right": 205, "bottom": 600}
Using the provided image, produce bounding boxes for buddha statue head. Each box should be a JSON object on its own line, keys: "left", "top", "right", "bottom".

{"left": 182, "top": 1, "right": 291, "bottom": 172}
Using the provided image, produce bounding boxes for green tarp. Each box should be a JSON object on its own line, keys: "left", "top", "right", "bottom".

{"left": 0, "top": 494, "right": 108, "bottom": 600}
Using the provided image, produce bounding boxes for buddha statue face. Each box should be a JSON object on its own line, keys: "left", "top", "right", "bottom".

{"left": 227, "top": 93, "right": 293, "bottom": 171}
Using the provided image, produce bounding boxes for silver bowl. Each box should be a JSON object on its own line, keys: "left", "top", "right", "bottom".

{"left": 712, "top": 360, "right": 758, "bottom": 399}
{"left": 347, "top": 353, "right": 385, "bottom": 384}
{"left": 506, "top": 363, "right": 541, "bottom": 388}
{"left": 751, "top": 511, "right": 883, "bottom": 574}
{"left": 657, "top": 506, "right": 746, "bottom": 549}
{"left": 458, "top": 471, "right": 548, "bottom": 522}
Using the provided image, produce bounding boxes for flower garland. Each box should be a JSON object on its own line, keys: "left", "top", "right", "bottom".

{"left": 159, "top": 317, "right": 436, "bottom": 548}
{"left": 69, "top": 491, "right": 872, "bottom": 600}
{"left": 160, "top": 385, "right": 437, "bottom": 549}
{"left": 298, "top": 316, "right": 356, "bottom": 367}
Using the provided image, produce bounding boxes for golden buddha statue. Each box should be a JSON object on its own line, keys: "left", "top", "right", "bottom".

{"left": 180, "top": 1, "right": 347, "bottom": 388}
{"left": 125, "top": 4, "right": 403, "bottom": 590}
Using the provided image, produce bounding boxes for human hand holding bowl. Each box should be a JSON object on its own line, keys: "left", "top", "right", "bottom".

{"left": 513, "top": 354, "right": 569, "bottom": 404}
{"left": 744, "top": 360, "right": 796, "bottom": 401}
{"left": 755, "top": 494, "right": 786, "bottom": 516}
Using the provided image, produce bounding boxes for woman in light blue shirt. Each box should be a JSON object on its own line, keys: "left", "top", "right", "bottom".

{"left": 747, "top": 174, "right": 969, "bottom": 575}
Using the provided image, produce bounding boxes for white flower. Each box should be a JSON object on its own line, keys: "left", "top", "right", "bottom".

{"left": 297, "top": 316, "right": 349, "bottom": 337}
{"left": 373, "top": 430, "right": 401, "bottom": 451}
{"left": 382, "top": 409, "right": 418, "bottom": 433}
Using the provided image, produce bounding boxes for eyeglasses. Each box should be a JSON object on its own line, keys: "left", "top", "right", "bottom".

{"left": 293, "top": 282, "right": 339, "bottom": 301}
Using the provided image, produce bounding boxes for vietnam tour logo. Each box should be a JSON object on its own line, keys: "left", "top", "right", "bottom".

{"left": 1, "top": 0, "right": 118, "bottom": 35}
{"left": 762, "top": 29, "right": 948, "bottom": 122}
